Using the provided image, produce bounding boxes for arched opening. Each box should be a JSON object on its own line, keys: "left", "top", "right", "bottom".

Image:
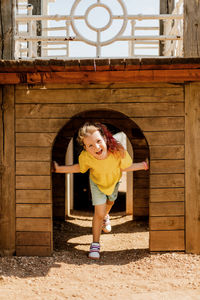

{"left": 52, "top": 109, "right": 150, "bottom": 250}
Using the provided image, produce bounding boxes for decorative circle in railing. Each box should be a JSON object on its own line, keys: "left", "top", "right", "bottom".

{"left": 70, "top": 0, "right": 128, "bottom": 47}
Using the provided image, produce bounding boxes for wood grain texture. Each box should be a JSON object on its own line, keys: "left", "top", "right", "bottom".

{"left": 184, "top": 0, "right": 200, "bottom": 57}
{"left": 16, "top": 190, "right": 51, "bottom": 204}
{"left": 185, "top": 83, "right": 200, "bottom": 253}
{"left": 150, "top": 188, "right": 184, "bottom": 202}
{"left": 145, "top": 131, "right": 184, "bottom": 146}
{"left": 16, "top": 118, "right": 67, "bottom": 133}
{"left": 16, "top": 246, "right": 51, "bottom": 256}
{"left": 16, "top": 147, "right": 51, "bottom": 161}
{"left": 159, "top": 0, "right": 174, "bottom": 56}
{"left": 150, "top": 230, "right": 185, "bottom": 251}
{"left": 16, "top": 161, "right": 50, "bottom": 175}
{"left": 133, "top": 117, "right": 184, "bottom": 131}
{"left": 15, "top": 82, "right": 184, "bottom": 90}
{"left": 150, "top": 145, "right": 184, "bottom": 159}
{"left": 150, "top": 216, "right": 184, "bottom": 230}
{"left": 16, "top": 204, "right": 52, "bottom": 218}
{"left": 16, "top": 133, "right": 56, "bottom": 147}
{"left": 150, "top": 202, "right": 184, "bottom": 217}
{"left": 15, "top": 103, "right": 184, "bottom": 118}
{"left": 150, "top": 160, "right": 184, "bottom": 174}
{"left": 16, "top": 218, "right": 51, "bottom": 231}
{"left": 16, "top": 176, "right": 51, "bottom": 189}
{"left": 0, "top": 0, "right": 15, "bottom": 59}
{"left": 16, "top": 232, "right": 51, "bottom": 246}
{"left": 150, "top": 174, "right": 184, "bottom": 188}
{"left": 0, "top": 86, "right": 15, "bottom": 256}
{"left": 15, "top": 87, "right": 184, "bottom": 103}
{"left": 1, "top": 69, "right": 200, "bottom": 84}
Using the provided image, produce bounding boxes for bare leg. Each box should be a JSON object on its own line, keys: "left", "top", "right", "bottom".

{"left": 106, "top": 199, "right": 114, "bottom": 216}
{"left": 92, "top": 203, "right": 106, "bottom": 243}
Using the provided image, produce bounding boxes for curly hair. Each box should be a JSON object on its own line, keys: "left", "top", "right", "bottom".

{"left": 77, "top": 122, "right": 125, "bottom": 158}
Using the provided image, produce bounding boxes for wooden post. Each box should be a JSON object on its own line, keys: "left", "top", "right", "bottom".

{"left": 184, "top": 1, "right": 200, "bottom": 253}
{"left": 0, "top": 0, "right": 15, "bottom": 59}
{"left": 159, "top": 0, "right": 174, "bottom": 56}
{"left": 0, "top": 86, "right": 15, "bottom": 256}
{"left": 28, "top": 0, "right": 42, "bottom": 56}
{"left": 184, "top": 0, "right": 200, "bottom": 57}
{"left": 185, "top": 83, "right": 200, "bottom": 254}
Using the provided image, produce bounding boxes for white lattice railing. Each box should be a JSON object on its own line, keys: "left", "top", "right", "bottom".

{"left": 15, "top": 0, "right": 184, "bottom": 59}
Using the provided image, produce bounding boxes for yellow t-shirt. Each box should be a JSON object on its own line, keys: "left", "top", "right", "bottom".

{"left": 78, "top": 150, "right": 132, "bottom": 195}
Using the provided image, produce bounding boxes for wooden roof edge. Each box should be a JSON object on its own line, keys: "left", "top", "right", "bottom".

{"left": 0, "top": 57, "right": 200, "bottom": 72}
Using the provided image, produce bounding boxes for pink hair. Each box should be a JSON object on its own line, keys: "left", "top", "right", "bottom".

{"left": 77, "top": 122, "right": 125, "bottom": 158}
{"left": 96, "top": 123, "right": 125, "bottom": 158}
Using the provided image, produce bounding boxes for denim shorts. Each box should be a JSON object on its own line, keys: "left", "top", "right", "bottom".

{"left": 89, "top": 177, "right": 119, "bottom": 206}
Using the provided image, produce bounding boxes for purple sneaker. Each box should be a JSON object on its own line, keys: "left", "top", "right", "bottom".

{"left": 88, "top": 243, "right": 100, "bottom": 260}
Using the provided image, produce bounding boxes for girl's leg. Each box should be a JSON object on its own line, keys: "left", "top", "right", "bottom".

{"left": 100, "top": 200, "right": 114, "bottom": 234}
{"left": 106, "top": 199, "right": 114, "bottom": 216}
{"left": 92, "top": 203, "right": 107, "bottom": 243}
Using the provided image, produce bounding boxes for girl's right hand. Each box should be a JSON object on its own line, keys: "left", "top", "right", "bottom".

{"left": 51, "top": 161, "right": 58, "bottom": 172}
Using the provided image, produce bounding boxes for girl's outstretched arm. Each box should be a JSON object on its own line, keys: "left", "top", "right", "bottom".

{"left": 52, "top": 161, "right": 80, "bottom": 173}
{"left": 122, "top": 160, "right": 149, "bottom": 173}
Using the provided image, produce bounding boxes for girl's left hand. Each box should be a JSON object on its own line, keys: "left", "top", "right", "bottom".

{"left": 143, "top": 158, "right": 149, "bottom": 171}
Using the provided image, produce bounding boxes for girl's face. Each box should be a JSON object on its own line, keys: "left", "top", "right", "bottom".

{"left": 83, "top": 130, "right": 108, "bottom": 160}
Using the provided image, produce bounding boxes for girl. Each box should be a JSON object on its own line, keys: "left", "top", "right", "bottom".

{"left": 53, "top": 122, "right": 148, "bottom": 260}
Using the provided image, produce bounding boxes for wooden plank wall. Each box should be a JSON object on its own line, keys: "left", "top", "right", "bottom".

{"left": 15, "top": 82, "right": 185, "bottom": 254}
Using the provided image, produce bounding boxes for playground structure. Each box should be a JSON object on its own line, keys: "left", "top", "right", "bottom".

{"left": 0, "top": 0, "right": 199, "bottom": 256}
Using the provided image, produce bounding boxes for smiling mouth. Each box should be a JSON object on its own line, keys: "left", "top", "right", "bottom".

{"left": 96, "top": 149, "right": 103, "bottom": 155}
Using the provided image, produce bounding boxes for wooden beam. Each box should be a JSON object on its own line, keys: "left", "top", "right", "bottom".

{"left": 0, "top": 85, "right": 15, "bottom": 256}
{"left": 185, "top": 83, "right": 200, "bottom": 254}
{"left": 0, "top": 0, "right": 15, "bottom": 59}
{"left": 1, "top": 68, "right": 200, "bottom": 85}
{"left": 184, "top": 0, "right": 200, "bottom": 57}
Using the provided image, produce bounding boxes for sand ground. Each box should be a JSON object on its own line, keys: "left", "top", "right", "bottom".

{"left": 0, "top": 214, "right": 200, "bottom": 300}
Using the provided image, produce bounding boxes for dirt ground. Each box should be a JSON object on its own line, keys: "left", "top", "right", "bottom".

{"left": 0, "top": 213, "right": 200, "bottom": 300}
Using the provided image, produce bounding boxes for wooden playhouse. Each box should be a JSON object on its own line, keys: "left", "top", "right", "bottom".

{"left": 0, "top": 0, "right": 200, "bottom": 256}
{"left": 0, "top": 57, "right": 199, "bottom": 256}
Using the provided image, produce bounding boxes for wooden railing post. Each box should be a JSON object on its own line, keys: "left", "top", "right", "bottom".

{"left": 184, "top": 0, "right": 200, "bottom": 57}
{"left": 0, "top": 0, "right": 15, "bottom": 59}
{"left": 159, "top": 0, "right": 175, "bottom": 56}
{"left": 28, "top": 0, "right": 42, "bottom": 57}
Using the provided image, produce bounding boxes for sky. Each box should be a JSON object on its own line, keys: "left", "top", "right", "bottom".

{"left": 47, "top": 0, "right": 160, "bottom": 57}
